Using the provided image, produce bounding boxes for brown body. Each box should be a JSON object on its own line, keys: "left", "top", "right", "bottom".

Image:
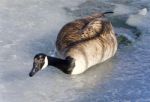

{"left": 56, "top": 13, "right": 117, "bottom": 74}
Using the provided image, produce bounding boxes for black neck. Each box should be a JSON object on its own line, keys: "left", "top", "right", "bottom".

{"left": 47, "top": 56, "right": 75, "bottom": 74}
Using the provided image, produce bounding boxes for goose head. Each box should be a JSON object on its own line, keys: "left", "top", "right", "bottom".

{"left": 29, "top": 53, "right": 48, "bottom": 77}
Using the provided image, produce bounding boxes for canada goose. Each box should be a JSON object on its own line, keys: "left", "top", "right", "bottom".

{"left": 29, "top": 12, "right": 118, "bottom": 77}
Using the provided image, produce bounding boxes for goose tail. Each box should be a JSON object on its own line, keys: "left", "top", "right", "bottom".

{"left": 89, "top": 11, "right": 114, "bottom": 19}
{"left": 103, "top": 11, "right": 114, "bottom": 15}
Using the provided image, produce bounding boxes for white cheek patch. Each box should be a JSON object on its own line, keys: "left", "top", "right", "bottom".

{"left": 41, "top": 56, "right": 48, "bottom": 70}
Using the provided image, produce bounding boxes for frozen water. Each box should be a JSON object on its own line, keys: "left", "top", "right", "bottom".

{"left": 138, "top": 8, "right": 147, "bottom": 16}
{"left": 0, "top": 0, "right": 150, "bottom": 102}
{"left": 113, "top": 4, "right": 136, "bottom": 15}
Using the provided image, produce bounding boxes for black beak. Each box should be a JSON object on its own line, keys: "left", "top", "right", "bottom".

{"left": 29, "top": 67, "right": 40, "bottom": 77}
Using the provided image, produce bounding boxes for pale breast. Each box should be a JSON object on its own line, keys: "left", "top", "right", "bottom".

{"left": 66, "top": 33, "right": 117, "bottom": 75}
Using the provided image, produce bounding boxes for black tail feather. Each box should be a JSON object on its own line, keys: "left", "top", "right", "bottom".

{"left": 103, "top": 11, "right": 114, "bottom": 15}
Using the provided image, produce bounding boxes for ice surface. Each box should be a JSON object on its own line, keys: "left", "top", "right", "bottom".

{"left": 0, "top": 0, "right": 150, "bottom": 102}
{"left": 138, "top": 8, "right": 147, "bottom": 16}
{"left": 126, "top": 11, "right": 150, "bottom": 31}
{"left": 113, "top": 4, "right": 136, "bottom": 15}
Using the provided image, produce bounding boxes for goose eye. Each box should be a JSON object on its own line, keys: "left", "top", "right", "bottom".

{"left": 35, "top": 67, "right": 39, "bottom": 72}
{"left": 39, "top": 59, "right": 44, "bottom": 63}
